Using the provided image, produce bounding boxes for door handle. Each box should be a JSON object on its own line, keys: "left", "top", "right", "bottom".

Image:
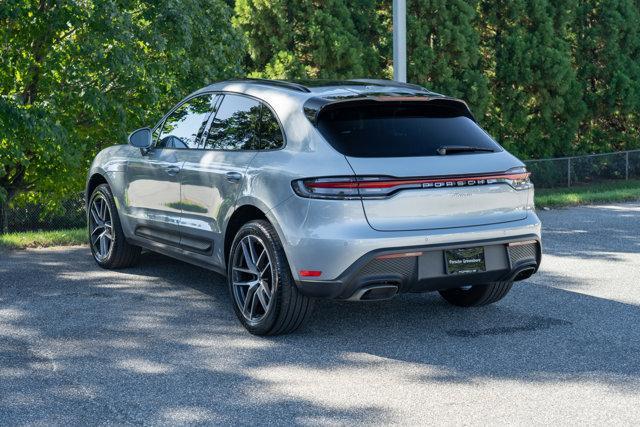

{"left": 225, "top": 171, "right": 243, "bottom": 183}
{"left": 165, "top": 165, "right": 181, "bottom": 176}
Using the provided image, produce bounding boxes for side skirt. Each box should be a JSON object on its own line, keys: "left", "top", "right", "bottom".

{"left": 127, "top": 236, "right": 227, "bottom": 277}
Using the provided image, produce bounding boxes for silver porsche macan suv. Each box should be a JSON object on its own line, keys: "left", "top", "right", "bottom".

{"left": 86, "top": 79, "right": 542, "bottom": 335}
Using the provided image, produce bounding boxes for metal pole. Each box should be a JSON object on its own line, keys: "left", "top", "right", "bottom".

{"left": 0, "top": 200, "right": 6, "bottom": 235}
{"left": 393, "top": 0, "right": 407, "bottom": 82}
{"left": 567, "top": 158, "right": 571, "bottom": 187}
{"left": 625, "top": 151, "right": 629, "bottom": 180}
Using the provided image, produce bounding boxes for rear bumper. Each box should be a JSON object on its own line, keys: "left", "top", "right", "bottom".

{"left": 268, "top": 194, "right": 541, "bottom": 282}
{"left": 295, "top": 235, "right": 541, "bottom": 300}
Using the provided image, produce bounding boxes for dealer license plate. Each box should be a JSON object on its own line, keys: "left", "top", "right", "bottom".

{"left": 444, "top": 247, "right": 486, "bottom": 275}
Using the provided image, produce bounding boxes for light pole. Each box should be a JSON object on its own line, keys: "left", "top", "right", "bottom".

{"left": 393, "top": 0, "right": 407, "bottom": 82}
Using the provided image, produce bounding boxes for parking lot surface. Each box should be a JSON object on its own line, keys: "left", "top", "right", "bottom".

{"left": 1, "top": 202, "right": 639, "bottom": 425}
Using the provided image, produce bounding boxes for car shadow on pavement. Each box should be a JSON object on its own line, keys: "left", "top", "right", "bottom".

{"left": 1, "top": 236, "right": 639, "bottom": 423}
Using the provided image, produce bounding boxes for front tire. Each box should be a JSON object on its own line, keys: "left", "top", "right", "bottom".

{"left": 88, "top": 184, "right": 141, "bottom": 269}
{"left": 227, "top": 220, "right": 314, "bottom": 335}
{"left": 438, "top": 281, "right": 513, "bottom": 307}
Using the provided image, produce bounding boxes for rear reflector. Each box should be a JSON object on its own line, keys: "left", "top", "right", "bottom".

{"left": 376, "top": 251, "right": 423, "bottom": 260}
{"left": 299, "top": 270, "right": 322, "bottom": 277}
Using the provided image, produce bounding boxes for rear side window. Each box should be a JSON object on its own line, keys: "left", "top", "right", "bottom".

{"left": 204, "top": 94, "right": 284, "bottom": 151}
{"left": 205, "top": 94, "right": 261, "bottom": 150}
{"left": 316, "top": 103, "right": 500, "bottom": 157}
{"left": 254, "top": 105, "right": 284, "bottom": 150}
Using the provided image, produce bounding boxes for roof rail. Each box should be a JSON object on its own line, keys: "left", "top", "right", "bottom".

{"left": 350, "top": 79, "right": 429, "bottom": 92}
{"left": 225, "top": 78, "right": 311, "bottom": 93}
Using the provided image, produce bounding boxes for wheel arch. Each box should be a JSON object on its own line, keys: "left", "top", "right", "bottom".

{"left": 86, "top": 170, "right": 132, "bottom": 239}
{"left": 224, "top": 204, "right": 270, "bottom": 265}
{"left": 86, "top": 173, "right": 109, "bottom": 203}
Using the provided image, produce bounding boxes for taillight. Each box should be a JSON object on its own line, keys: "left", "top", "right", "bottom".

{"left": 502, "top": 167, "right": 533, "bottom": 191}
{"left": 292, "top": 169, "right": 532, "bottom": 200}
{"left": 292, "top": 176, "right": 423, "bottom": 199}
{"left": 292, "top": 177, "right": 362, "bottom": 199}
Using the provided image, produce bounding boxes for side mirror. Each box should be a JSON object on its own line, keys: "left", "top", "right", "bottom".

{"left": 128, "top": 127, "right": 152, "bottom": 153}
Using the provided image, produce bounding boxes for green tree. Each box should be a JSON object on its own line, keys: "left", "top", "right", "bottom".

{"left": 573, "top": 0, "right": 640, "bottom": 152}
{"left": 0, "top": 0, "right": 243, "bottom": 208}
{"left": 479, "top": 0, "right": 586, "bottom": 158}
{"left": 407, "top": 0, "right": 490, "bottom": 117}
{"left": 234, "top": 0, "right": 390, "bottom": 79}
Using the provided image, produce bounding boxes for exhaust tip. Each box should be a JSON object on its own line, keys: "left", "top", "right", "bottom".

{"left": 512, "top": 266, "right": 536, "bottom": 281}
{"left": 350, "top": 283, "right": 399, "bottom": 301}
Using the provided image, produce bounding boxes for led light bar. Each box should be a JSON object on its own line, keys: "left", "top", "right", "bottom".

{"left": 292, "top": 168, "right": 532, "bottom": 200}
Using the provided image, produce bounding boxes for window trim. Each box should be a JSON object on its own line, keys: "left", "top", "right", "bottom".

{"left": 151, "top": 90, "right": 287, "bottom": 153}
{"left": 197, "top": 94, "right": 225, "bottom": 149}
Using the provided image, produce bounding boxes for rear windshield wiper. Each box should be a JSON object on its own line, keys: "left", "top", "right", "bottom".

{"left": 436, "top": 145, "right": 495, "bottom": 155}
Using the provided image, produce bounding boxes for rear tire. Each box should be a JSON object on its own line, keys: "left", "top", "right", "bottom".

{"left": 227, "top": 220, "right": 314, "bottom": 335}
{"left": 438, "top": 281, "right": 513, "bottom": 307}
{"left": 88, "top": 184, "right": 141, "bottom": 269}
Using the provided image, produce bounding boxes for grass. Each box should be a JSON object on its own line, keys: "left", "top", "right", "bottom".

{"left": 0, "top": 228, "right": 86, "bottom": 250}
{"left": 535, "top": 179, "right": 640, "bottom": 208}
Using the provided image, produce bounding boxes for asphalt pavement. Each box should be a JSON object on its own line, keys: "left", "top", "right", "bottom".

{"left": 1, "top": 202, "right": 639, "bottom": 425}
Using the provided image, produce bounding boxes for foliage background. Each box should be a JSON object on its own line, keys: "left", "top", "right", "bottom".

{"left": 1, "top": 0, "right": 639, "bottom": 208}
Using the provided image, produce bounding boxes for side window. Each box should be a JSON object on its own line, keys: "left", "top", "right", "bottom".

{"left": 204, "top": 94, "right": 261, "bottom": 150}
{"left": 157, "top": 94, "right": 214, "bottom": 149}
{"left": 255, "top": 105, "right": 284, "bottom": 149}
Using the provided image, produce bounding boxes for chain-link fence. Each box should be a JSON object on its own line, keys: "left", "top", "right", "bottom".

{"left": 1, "top": 197, "right": 86, "bottom": 234}
{"left": 525, "top": 149, "right": 640, "bottom": 188}
{"left": 1, "top": 149, "right": 639, "bottom": 233}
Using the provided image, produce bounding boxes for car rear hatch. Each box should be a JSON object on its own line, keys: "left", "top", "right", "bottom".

{"left": 313, "top": 98, "right": 530, "bottom": 232}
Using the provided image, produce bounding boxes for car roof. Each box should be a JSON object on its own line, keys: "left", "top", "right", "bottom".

{"left": 235, "top": 78, "right": 433, "bottom": 94}
{"left": 189, "top": 78, "right": 474, "bottom": 122}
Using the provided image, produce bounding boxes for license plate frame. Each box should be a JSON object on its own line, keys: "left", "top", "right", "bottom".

{"left": 444, "top": 247, "right": 486, "bottom": 275}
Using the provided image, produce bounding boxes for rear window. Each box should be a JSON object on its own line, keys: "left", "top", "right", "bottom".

{"left": 316, "top": 103, "right": 501, "bottom": 157}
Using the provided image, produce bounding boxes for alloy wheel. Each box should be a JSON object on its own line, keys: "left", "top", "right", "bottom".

{"left": 231, "top": 235, "right": 275, "bottom": 323}
{"left": 89, "top": 194, "right": 114, "bottom": 261}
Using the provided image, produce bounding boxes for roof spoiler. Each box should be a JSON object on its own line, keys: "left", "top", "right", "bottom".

{"left": 303, "top": 96, "right": 476, "bottom": 125}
